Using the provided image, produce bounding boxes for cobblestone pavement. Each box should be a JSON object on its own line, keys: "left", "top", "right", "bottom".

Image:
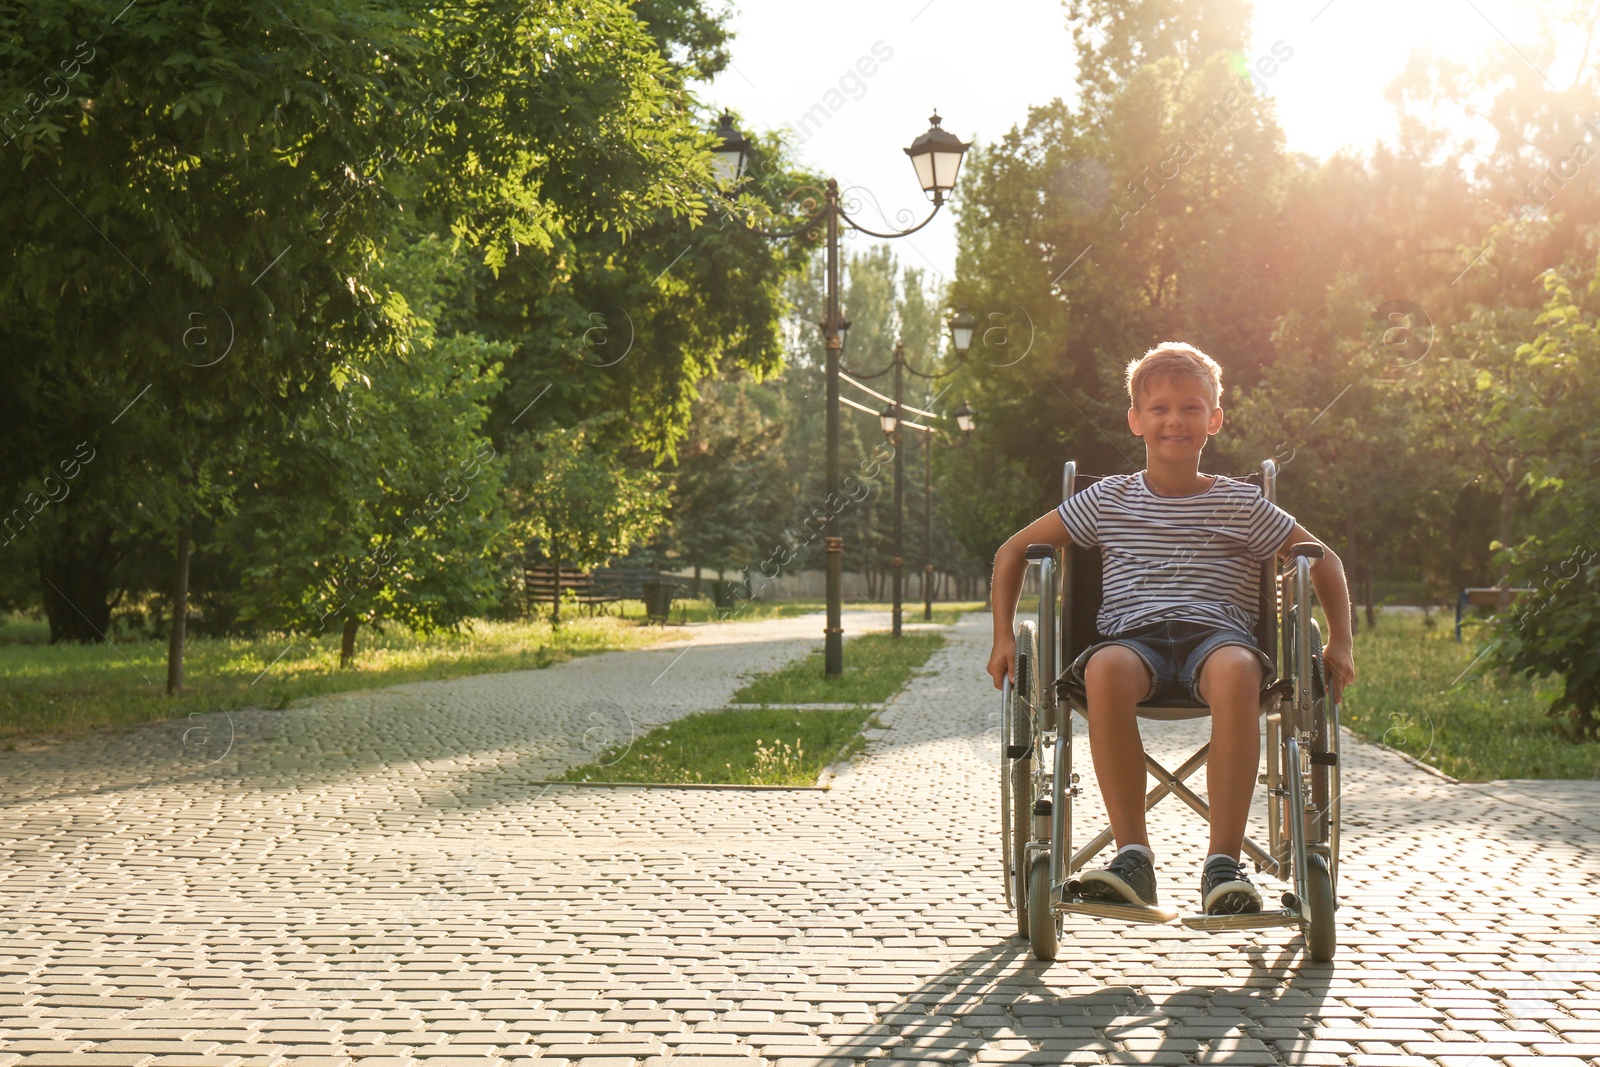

{"left": 0, "top": 611, "right": 1596, "bottom": 1066}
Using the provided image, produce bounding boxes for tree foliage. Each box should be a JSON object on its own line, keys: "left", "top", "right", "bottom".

{"left": 506, "top": 416, "right": 669, "bottom": 621}
{"left": 942, "top": 0, "right": 1600, "bottom": 737}
{"left": 221, "top": 229, "right": 510, "bottom": 664}
{"left": 0, "top": 0, "right": 815, "bottom": 683}
{"left": 1484, "top": 263, "right": 1600, "bottom": 740}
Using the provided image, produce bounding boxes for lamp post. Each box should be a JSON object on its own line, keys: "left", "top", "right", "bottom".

{"left": 870, "top": 317, "right": 976, "bottom": 637}
{"left": 924, "top": 399, "right": 976, "bottom": 620}
{"left": 712, "top": 111, "right": 969, "bottom": 676}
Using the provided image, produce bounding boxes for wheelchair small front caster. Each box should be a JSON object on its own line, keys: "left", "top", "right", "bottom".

{"left": 1026, "top": 855, "right": 1060, "bottom": 961}
{"left": 1304, "top": 853, "right": 1337, "bottom": 961}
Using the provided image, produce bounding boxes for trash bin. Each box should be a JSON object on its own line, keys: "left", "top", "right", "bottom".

{"left": 711, "top": 580, "right": 735, "bottom": 610}
{"left": 642, "top": 580, "right": 674, "bottom": 623}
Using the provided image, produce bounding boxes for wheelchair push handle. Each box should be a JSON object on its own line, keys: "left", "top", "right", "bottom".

{"left": 1286, "top": 542, "right": 1324, "bottom": 560}
{"left": 1024, "top": 543, "right": 1057, "bottom": 560}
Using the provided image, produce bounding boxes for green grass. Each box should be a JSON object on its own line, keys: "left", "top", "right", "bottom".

{"left": 0, "top": 599, "right": 981, "bottom": 750}
{"left": 558, "top": 611, "right": 960, "bottom": 786}
{"left": 732, "top": 629, "right": 948, "bottom": 706}
{"left": 556, "top": 706, "right": 879, "bottom": 785}
{"left": 1340, "top": 611, "right": 1595, "bottom": 781}
{"left": 0, "top": 612, "right": 682, "bottom": 748}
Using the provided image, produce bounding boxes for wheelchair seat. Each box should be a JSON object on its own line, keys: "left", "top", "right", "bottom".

{"left": 1059, "top": 674, "right": 1283, "bottom": 721}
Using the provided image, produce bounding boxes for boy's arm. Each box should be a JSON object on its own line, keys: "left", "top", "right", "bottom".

{"left": 1277, "top": 521, "right": 1356, "bottom": 701}
{"left": 987, "top": 510, "right": 1074, "bottom": 689}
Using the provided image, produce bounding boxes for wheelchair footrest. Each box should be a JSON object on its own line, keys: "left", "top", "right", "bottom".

{"left": 1055, "top": 897, "right": 1180, "bottom": 925}
{"left": 1179, "top": 909, "right": 1302, "bottom": 933}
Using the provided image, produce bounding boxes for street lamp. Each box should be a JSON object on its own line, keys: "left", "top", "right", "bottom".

{"left": 859, "top": 319, "right": 977, "bottom": 636}
{"left": 949, "top": 311, "right": 977, "bottom": 355}
{"left": 877, "top": 395, "right": 905, "bottom": 637}
{"left": 712, "top": 111, "right": 970, "bottom": 675}
{"left": 710, "top": 113, "right": 752, "bottom": 188}
{"left": 954, "top": 400, "right": 977, "bottom": 435}
{"left": 925, "top": 399, "right": 976, "bottom": 620}
{"left": 903, "top": 113, "right": 970, "bottom": 204}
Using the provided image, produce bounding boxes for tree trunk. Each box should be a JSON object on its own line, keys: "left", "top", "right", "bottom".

{"left": 38, "top": 520, "right": 122, "bottom": 643}
{"left": 520, "top": 549, "right": 534, "bottom": 617}
{"left": 551, "top": 544, "right": 562, "bottom": 627}
{"left": 340, "top": 615, "right": 359, "bottom": 668}
{"left": 1497, "top": 465, "right": 1517, "bottom": 612}
{"left": 166, "top": 506, "right": 193, "bottom": 694}
{"left": 1362, "top": 556, "right": 1376, "bottom": 631}
{"left": 692, "top": 564, "right": 701, "bottom": 598}
{"left": 1345, "top": 510, "right": 1362, "bottom": 633}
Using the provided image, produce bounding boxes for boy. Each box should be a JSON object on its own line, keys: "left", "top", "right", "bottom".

{"left": 985, "top": 342, "right": 1356, "bottom": 915}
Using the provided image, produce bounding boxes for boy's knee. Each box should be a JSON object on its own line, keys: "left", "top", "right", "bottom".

{"left": 1204, "top": 645, "right": 1263, "bottom": 679}
{"left": 1199, "top": 645, "right": 1264, "bottom": 701}
{"left": 1085, "top": 645, "right": 1149, "bottom": 691}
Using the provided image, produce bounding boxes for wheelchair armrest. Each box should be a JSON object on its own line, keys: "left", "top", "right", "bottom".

{"left": 1025, "top": 543, "right": 1056, "bottom": 560}
{"left": 1285, "top": 542, "right": 1324, "bottom": 560}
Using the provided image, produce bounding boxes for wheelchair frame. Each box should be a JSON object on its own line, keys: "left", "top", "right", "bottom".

{"left": 998, "top": 458, "right": 1342, "bottom": 962}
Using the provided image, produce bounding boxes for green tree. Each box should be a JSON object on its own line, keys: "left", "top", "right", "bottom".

{"left": 465, "top": 122, "right": 822, "bottom": 472}
{"left": 221, "top": 231, "right": 511, "bottom": 667}
{"left": 506, "top": 417, "right": 669, "bottom": 624}
{"left": 0, "top": 0, "right": 750, "bottom": 691}
{"left": 943, "top": 0, "right": 1312, "bottom": 564}
{"left": 0, "top": 0, "right": 418, "bottom": 664}
{"left": 1485, "top": 258, "right": 1600, "bottom": 741}
{"left": 1224, "top": 283, "right": 1459, "bottom": 628}
{"left": 659, "top": 378, "right": 789, "bottom": 590}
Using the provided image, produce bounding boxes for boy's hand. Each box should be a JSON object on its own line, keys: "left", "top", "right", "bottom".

{"left": 1322, "top": 639, "right": 1355, "bottom": 703}
{"left": 987, "top": 631, "right": 1016, "bottom": 690}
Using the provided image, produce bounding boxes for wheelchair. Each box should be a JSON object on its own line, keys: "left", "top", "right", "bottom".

{"left": 998, "top": 458, "right": 1342, "bottom": 962}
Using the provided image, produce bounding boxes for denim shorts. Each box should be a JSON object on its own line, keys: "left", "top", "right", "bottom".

{"left": 1066, "top": 618, "right": 1276, "bottom": 705}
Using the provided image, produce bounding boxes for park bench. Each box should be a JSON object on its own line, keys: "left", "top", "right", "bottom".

{"left": 522, "top": 564, "right": 596, "bottom": 616}
{"left": 1455, "top": 585, "right": 1535, "bottom": 641}
{"left": 523, "top": 562, "right": 687, "bottom": 620}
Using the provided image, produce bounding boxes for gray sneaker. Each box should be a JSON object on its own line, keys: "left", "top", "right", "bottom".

{"left": 1201, "top": 855, "right": 1263, "bottom": 915}
{"left": 1077, "top": 849, "right": 1158, "bottom": 906}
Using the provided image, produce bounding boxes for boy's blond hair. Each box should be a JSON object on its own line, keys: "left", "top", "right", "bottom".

{"left": 1125, "top": 342, "right": 1223, "bottom": 408}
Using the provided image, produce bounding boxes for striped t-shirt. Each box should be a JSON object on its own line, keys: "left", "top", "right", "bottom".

{"left": 1055, "top": 472, "right": 1297, "bottom": 636}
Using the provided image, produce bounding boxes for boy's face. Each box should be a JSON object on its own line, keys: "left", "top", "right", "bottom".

{"left": 1127, "top": 374, "right": 1224, "bottom": 462}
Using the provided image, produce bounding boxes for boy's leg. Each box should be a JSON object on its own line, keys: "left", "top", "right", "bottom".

{"left": 1083, "top": 645, "right": 1154, "bottom": 849}
{"left": 1195, "top": 645, "right": 1265, "bottom": 857}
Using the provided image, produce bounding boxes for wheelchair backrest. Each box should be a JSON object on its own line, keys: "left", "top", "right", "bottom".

{"left": 1059, "top": 470, "right": 1277, "bottom": 677}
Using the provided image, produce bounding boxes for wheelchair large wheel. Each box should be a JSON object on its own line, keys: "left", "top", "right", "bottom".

{"left": 1003, "top": 625, "right": 1038, "bottom": 938}
{"left": 1305, "top": 618, "right": 1340, "bottom": 895}
{"left": 1304, "top": 853, "right": 1336, "bottom": 961}
{"left": 999, "top": 677, "right": 1018, "bottom": 915}
{"left": 1026, "top": 853, "right": 1060, "bottom": 961}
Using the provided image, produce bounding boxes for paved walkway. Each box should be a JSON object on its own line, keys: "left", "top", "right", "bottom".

{"left": 0, "top": 611, "right": 1596, "bottom": 1066}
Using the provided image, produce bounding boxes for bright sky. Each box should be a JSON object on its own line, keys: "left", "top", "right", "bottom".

{"left": 693, "top": 0, "right": 1566, "bottom": 289}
